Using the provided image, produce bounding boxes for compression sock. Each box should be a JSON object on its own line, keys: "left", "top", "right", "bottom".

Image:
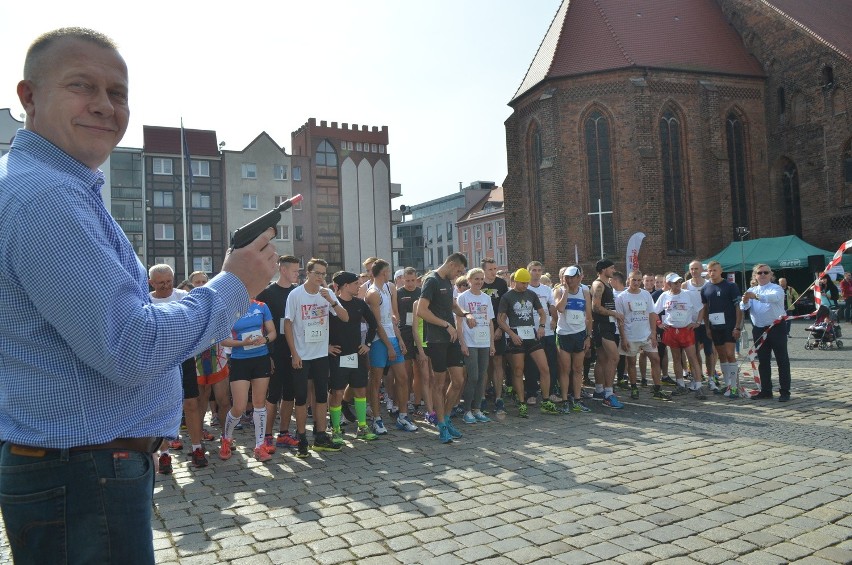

{"left": 354, "top": 397, "right": 368, "bottom": 427}
{"left": 330, "top": 405, "right": 342, "bottom": 433}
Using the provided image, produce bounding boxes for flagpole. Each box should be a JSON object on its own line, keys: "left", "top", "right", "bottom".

{"left": 180, "top": 119, "right": 189, "bottom": 279}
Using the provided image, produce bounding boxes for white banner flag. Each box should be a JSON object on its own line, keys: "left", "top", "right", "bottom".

{"left": 625, "top": 232, "right": 645, "bottom": 275}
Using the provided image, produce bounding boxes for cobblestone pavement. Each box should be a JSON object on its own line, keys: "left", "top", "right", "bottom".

{"left": 1, "top": 325, "right": 850, "bottom": 564}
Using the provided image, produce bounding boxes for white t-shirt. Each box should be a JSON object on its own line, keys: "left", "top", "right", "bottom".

{"left": 654, "top": 290, "right": 703, "bottom": 329}
{"left": 616, "top": 289, "right": 655, "bottom": 342}
{"left": 456, "top": 290, "right": 495, "bottom": 348}
{"left": 685, "top": 278, "right": 707, "bottom": 322}
{"left": 285, "top": 285, "right": 337, "bottom": 361}
{"left": 556, "top": 286, "right": 588, "bottom": 335}
{"left": 528, "top": 282, "right": 555, "bottom": 336}
{"left": 150, "top": 288, "right": 188, "bottom": 304}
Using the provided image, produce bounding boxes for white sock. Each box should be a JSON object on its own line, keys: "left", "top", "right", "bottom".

{"left": 595, "top": 384, "right": 604, "bottom": 393}
{"left": 253, "top": 408, "right": 267, "bottom": 448}
{"left": 224, "top": 411, "right": 239, "bottom": 440}
{"left": 192, "top": 444, "right": 201, "bottom": 451}
{"left": 677, "top": 378, "right": 686, "bottom": 387}
{"left": 604, "top": 387, "right": 614, "bottom": 398}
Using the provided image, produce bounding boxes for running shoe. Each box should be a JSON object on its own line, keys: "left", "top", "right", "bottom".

{"left": 276, "top": 432, "right": 299, "bottom": 448}
{"left": 480, "top": 398, "right": 489, "bottom": 414}
{"left": 630, "top": 386, "right": 640, "bottom": 400}
{"left": 710, "top": 383, "right": 723, "bottom": 395}
{"left": 540, "top": 400, "right": 559, "bottom": 415}
{"left": 158, "top": 453, "right": 173, "bottom": 475}
{"left": 661, "top": 375, "right": 677, "bottom": 386}
{"left": 331, "top": 429, "right": 345, "bottom": 445}
{"left": 372, "top": 418, "right": 388, "bottom": 435}
{"left": 202, "top": 429, "right": 215, "bottom": 442}
{"left": 341, "top": 400, "right": 357, "bottom": 423}
{"left": 296, "top": 437, "right": 310, "bottom": 458}
{"left": 453, "top": 405, "right": 466, "bottom": 417}
{"left": 463, "top": 411, "right": 477, "bottom": 424}
{"left": 180, "top": 415, "right": 187, "bottom": 430}
{"left": 407, "top": 402, "right": 416, "bottom": 414}
{"left": 168, "top": 438, "right": 183, "bottom": 451}
{"left": 580, "top": 389, "right": 594, "bottom": 400}
{"left": 558, "top": 400, "right": 573, "bottom": 414}
{"left": 652, "top": 389, "right": 672, "bottom": 401}
{"left": 549, "top": 394, "right": 561, "bottom": 403}
{"left": 571, "top": 399, "right": 592, "bottom": 412}
{"left": 640, "top": 377, "right": 648, "bottom": 387}
{"left": 728, "top": 386, "right": 740, "bottom": 399}
{"left": 438, "top": 424, "right": 453, "bottom": 444}
{"left": 670, "top": 385, "right": 689, "bottom": 396}
{"left": 191, "top": 447, "right": 208, "bottom": 468}
{"left": 592, "top": 391, "right": 605, "bottom": 401}
{"left": 356, "top": 425, "right": 378, "bottom": 441}
{"left": 694, "top": 388, "right": 707, "bottom": 400}
{"left": 254, "top": 445, "right": 273, "bottom": 462}
{"left": 518, "top": 403, "right": 529, "bottom": 418}
{"left": 415, "top": 405, "right": 427, "bottom": 418}
{"left": 311, "top": 432, "right": 342, "bottom": 452}
{"left": 396, "top": 415, "right": 419, "bottom": 432}
{"left": 218, "top": 438, "right": 232, "bottom": 461}
{"left": 425, "top": 411, "right": 438, "bottom": 426}
{"left": 495, "top": 398, "right": 506, "bottom": 415}
{"left": 474, "top": 412, "right": 491, "bottom": 422}
{"left": 210, "top": 414, "right": 220, "bottom": 427}
{"left": 617, "top": 378, "right": 630, "bottom": 390}
{"left": 603, "top": 394, "right": 624, "bottom": 409}
{"left": 526, "top": 396, "right": 537, "bottom": 406}
{"left": 445, "top": 419, "right": 462, "bottom": 439}
{"left": 263, "top": 434, "right": 277, "bottom": 454}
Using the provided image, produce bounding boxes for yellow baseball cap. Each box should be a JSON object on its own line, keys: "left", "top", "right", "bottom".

{"left": 514, "top": 268, "right": 532, "bottom": 283}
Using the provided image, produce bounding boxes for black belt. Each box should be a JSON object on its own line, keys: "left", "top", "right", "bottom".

{"left": 8, "top": 437, "right": 162, "bottom": 456}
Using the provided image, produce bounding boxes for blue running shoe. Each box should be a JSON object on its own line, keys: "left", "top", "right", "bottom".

{"left": 474, "top": 412, "right": 491, "bottom": 422}
{"left": 463, "top": 412, "right": 477, "bottom": 424}
{"left": 603, "top": 394, "right": 624, "bottom": 409}
{"left": 438, "top": 424, "right": 453, "bottom": 444}
{"left": 445, "top": 419, "right": 462, "bottom": 438}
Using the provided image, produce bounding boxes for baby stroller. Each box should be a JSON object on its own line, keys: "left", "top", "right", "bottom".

{"left": 805, "top": 306, "right": 843, "bottom": 350}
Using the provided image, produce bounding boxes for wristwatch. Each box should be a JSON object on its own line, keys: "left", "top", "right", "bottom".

{"left": 264, "top": 335, "right": 270, "bottom": 344}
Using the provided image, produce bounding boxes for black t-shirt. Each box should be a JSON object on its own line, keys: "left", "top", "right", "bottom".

{"left": 256, "top": 282, "right": 295, "bottom": 361}
{"left": 329, "top": 296, "right": 377, "bottom": 355}
{"left": 397, "top": 286, "right": 421, "bottom": 336}
{"left": 701, "top": 279, "right": 741, "bottom": 329}
{"left": 498, "top": 289, "right": 543, "bottom": 329}
{"left": 481, "top": 277, "right": 509, "bottom": 315}
{"left": 420, "top": 271, "right": 455, "bottom": 343}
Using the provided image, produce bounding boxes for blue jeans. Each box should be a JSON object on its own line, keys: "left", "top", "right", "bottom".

{"left": 0, "top": 443, "right": 155, "bottom": 564}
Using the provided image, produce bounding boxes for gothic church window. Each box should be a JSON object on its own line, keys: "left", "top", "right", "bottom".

{"left": 726, "top": 112, "right": 750, "bottom": 237}
{"left": 584, "top": 111, "right": 615, "bottom": 259}
{"left": 659, "top": 109, "right": 689, "bottom": 253}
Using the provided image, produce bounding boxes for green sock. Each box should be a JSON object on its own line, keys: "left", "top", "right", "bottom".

{"left": 330, "top": 405, "right": 342, "bottom": 433}
{"left": 354, "top": 397, "right": 368, "bottom": 427}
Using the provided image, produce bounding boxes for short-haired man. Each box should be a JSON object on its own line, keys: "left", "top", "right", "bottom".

{"left": 702, "top": 261, "right": 743, "bottom": 398}
{"left": 590, "top": 260, "right": 625, "bottom": 408}
{"left": 397, "top": 267, "right": 425, "bottom": 414}
{"left": 284, "top": 258, "right": 349, "bottom": 456}
{"left": 417, "top": 253, "right": 474, "bottom": 443}
{"left": 257, "top": 255, "right": 302, "bottom": 450}
{"left": 328, "top": 271, "right": 379, "bottom": 442}
{"left": 741, "top": 264, "right": 791, "bottom": 401}
{"left": 686, "top": 260, "right": 718, "bottom": 387}
{"left": 655, "top": 273, "right": 706, "bottom": 398}
{"left": 525, "top": 261, "right": 559, "bottom": 404}
{"left": 554, "top": 266, "right": 594, "bottom": 412}
{"left": 480, "top": 257, "right": 510, "bottom": 416}
{"left": 497, "top": 268, "right": 559, "bottom": 417}
{"left": 638, "top": 273, "right": 657, "bottom": 386}
{"left": 616, "top": 271, "right": 670, "bottom": 401}
{"left": 0, "top": 28, "right": 277, "bottom": 563}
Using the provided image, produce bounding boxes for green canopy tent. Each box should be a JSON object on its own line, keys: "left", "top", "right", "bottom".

{"left": 699, "top": 235, "right": 850, "bottom": 274}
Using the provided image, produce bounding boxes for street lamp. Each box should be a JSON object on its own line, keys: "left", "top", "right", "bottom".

{"left": 736, "top": 226, "right": 750, "bottom": 351}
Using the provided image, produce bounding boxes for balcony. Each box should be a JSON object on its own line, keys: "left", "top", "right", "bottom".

{"left": 392, "top": 237, "right": 404, "bottom": 250}
{"left": 391, "top": 209, "right": 403, "bottom": 224}
{"left": 390, "top": 183, "right": 402, "bottom": 198}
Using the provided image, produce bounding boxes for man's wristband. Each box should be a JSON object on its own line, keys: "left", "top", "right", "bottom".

{"left": 330, "top": 302, "right": 339, "bottom": 308}
{"left": 538, "top": 324, "right": 545, "bottom": 328}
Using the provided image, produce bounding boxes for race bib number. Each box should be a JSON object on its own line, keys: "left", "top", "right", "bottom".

{"left": 630, "top": 301, "right": 646, "bottom": 312}
{"left": 340, "top": 353, "right": 358, "bottom": 368}
{"left": 608, "top": 316, "right": 616, "bottom": 323}
{"left": 405, "top": 312, "right": 413, "bottom": 326}
{"left": 567, "top": 310, "right": 584, "bottom": 323}
{"left": 241, "top": 330, "right": 264, "bottom": 350}
{"left": 516, "top": 326, "right": 535, "bottom": 340}
{"left": 709, "top": 312, "right": 726, "bottom": 326}
{"left": 667, "top": 309, "right": 688, "bottom": 325}
{"left": 304, "top": 320, "right": 326, "bottom": 343}
{"left": 472, "top": 325, "right": 490, "bottom": 346}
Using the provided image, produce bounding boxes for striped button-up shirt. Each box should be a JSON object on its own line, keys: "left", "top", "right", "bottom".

{"left": 0, "top": 130, "right": 249, "bottom": 448}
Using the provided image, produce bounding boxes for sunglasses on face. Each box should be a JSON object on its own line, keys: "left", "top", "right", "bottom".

{"left": 756, "top": 271, "right": 770, "bottom": 275}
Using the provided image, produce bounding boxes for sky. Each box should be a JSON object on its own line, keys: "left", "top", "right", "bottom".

{"left": 0, "top": 1, "right": 561, "bottom": 204}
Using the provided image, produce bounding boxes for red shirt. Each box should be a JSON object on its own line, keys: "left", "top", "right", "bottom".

{"left": 840, "top": 278, "right": 852, "bottom": 299}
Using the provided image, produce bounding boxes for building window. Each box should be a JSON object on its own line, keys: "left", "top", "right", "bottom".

{"left": 487, "top": 237, "right": 493, "bottom": 250}
{"left": 780, "top": 158, "right": 802, "bottom": 237}
{"left": 475, "top": 226, "right": 481, "bottom": 240}
{"left": 191, "top": 192, "right": 210, "bottom": 208}
{"left": 293, "top": 167, "right": 302, "bottom": 181}
{"left": 726, "top": 112, "right": 749, "bottom": 236}
{"left": 274, "top": 164, "right": 288, "bottom": 180}
{"left": 356, "top": 143, "right": 363, "bottom": 151}
{"left": 497, "top": 221, "right": 504, "bottom": 235}
{"left": 242, "top": 194, "right": 258, "bottom": 210}
{"left": 498, "top": 247, "right": 505, "bottom": 266}
{"left": 154, "top": 223, "right": 174, "bottom": 240}
{"left": 193, "top": 256, "right": 213, "bottom": 273}
{"left": 316, "top": 140, "right": 338, "bottom": 167}
{"left": 192, "top": 223, "right": 212, "bottom": 240}
{"left": 585, "top": 110, "right": 616, "bottom": 259}
{"left": 379, "top": 145, "right": 385, "bottom": 153}
{"left": 276, "top": 225, "right": 290, "bottom": 240}
{"left": 660, "top": 109, "right": 689, "bottom": 253}
{"left": 154, "top": 256, "right": 176, "bottom": 270}
{"left": 153, "top": 191, "right": 173, "bottom": 207}
{"left": 447, "top": 222, "right": 453, "bottom": 241}
{"left": 153, "top": 158, "right": 172, "bottom": 175}
{"left": 191, "top": 160, "right": 209, "bottom": 177}
{"left": 462, "top": 228, "right": 468, "bottom": 242}
{"left": 295, "top": 225, "right": 304, "bottom": 241}
{"left": 438, "top": 246, "right": 444, "bottom": 264}
{"left": 447, "top": 245, "right": 453, "bottom": 255}
{"left": 241, "top": 163, "right": 257, "bottom": 179}
{"left": 371, "top": 144, "right": 378, "bottom": 153}
{"left": 485, "top": 223, "right": 491, "bottom": 233}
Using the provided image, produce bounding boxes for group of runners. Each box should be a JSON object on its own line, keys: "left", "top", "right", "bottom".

{"left": 155, "top": 252, "right": 771, "bottom": 471}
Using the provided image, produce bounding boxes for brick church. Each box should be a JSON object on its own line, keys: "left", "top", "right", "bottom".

{"left": 504, "top": 0, "right": 852, "bottom": 276}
